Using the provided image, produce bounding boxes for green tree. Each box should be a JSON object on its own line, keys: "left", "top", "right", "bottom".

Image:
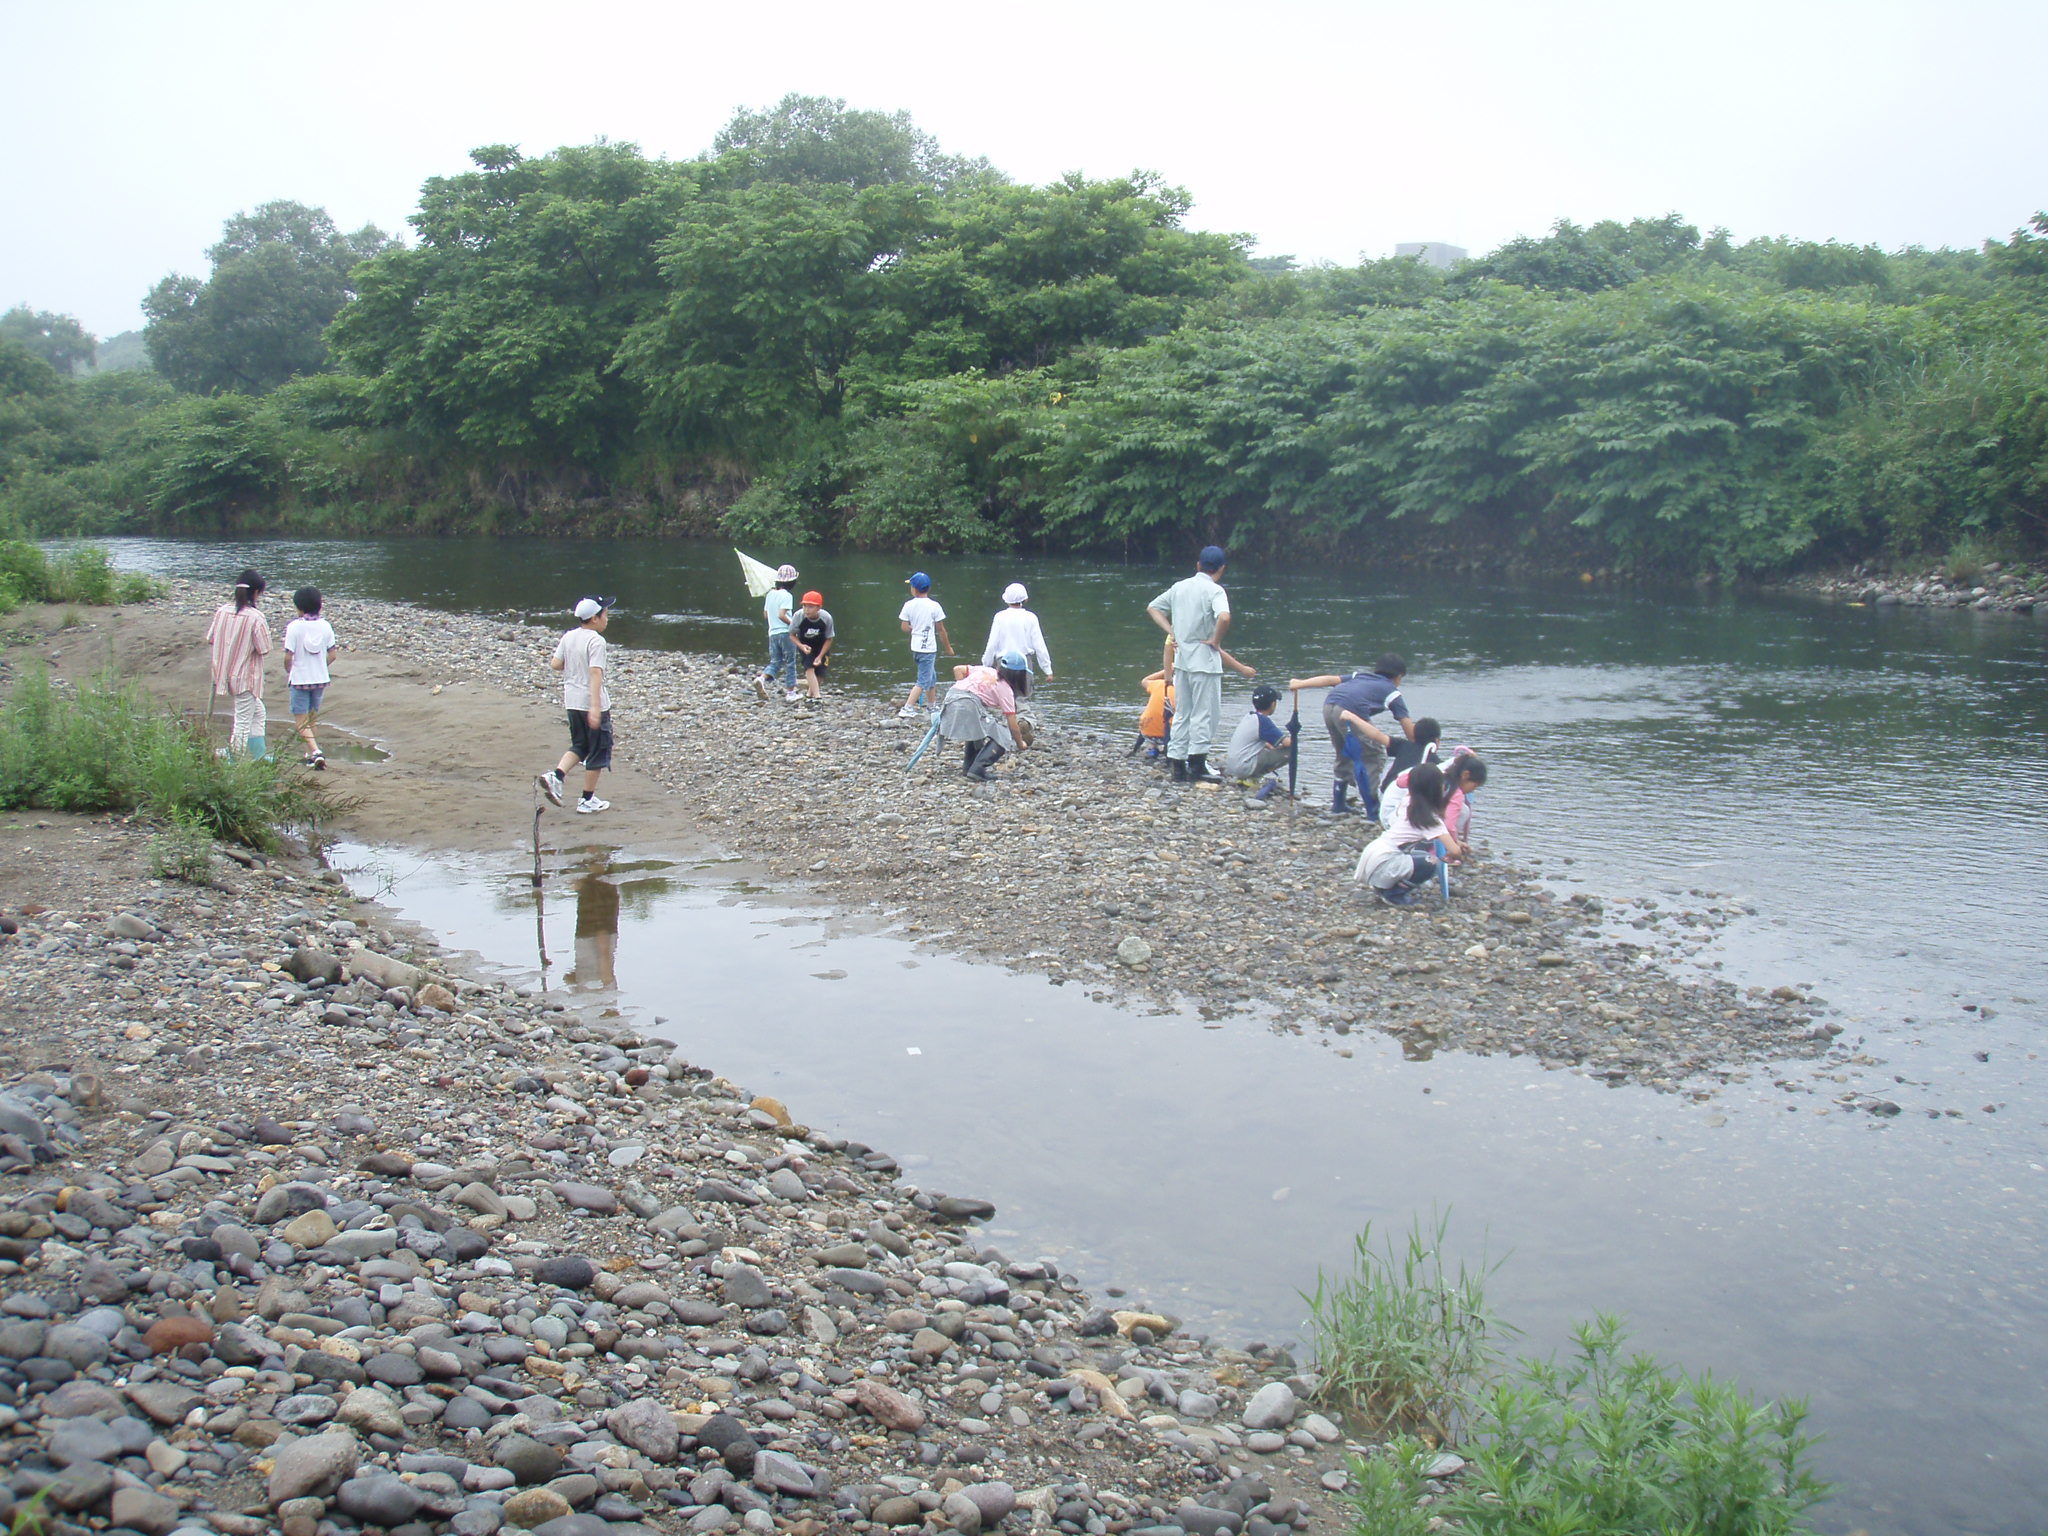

{"left": 143, "top": 201, "right": 396, "bottom": 395}
{"left": 331, "top": 143, "right": 697, "bottom": 468}
{"left": 1988, "top": 211, "right": 2048, "bottom": 283}
{"left": 617, "top": 178, "right": 925, "bottom": 458}
{"left": 712, "top": 93, "right": 996, "bottom": 190}
{"left": 0, "top": 308, "right": 97, "bottom": 376}
{"left": 1452, "top": 219, "right": 1642, "bottom": 293}
{"left": 866, "top": 173, "right": 1250, "bottom": 381}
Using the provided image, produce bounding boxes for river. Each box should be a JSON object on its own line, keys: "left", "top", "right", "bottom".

{"left": 95, "top": 535, "right": 2048, "bottom": 1535}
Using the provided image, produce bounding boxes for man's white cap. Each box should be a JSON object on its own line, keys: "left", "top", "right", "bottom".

{"left": 1002, "top": 582, "right": 1028, "bottom": 605}
{"left": 574, "top": 596, "right": 614, "bottom": 621}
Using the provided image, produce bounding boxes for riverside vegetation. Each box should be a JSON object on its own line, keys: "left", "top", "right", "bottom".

{"left": 3, "top": 95, "right": 2048, "bottom": 575}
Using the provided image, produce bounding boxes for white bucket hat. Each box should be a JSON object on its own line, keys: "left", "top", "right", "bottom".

{"left": 1002, "top": 582, "right": 1029, "bottom": 605}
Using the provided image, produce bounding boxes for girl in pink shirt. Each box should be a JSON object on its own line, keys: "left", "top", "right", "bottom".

{"left": 938, "top": 653, "right": 1030, "bottom": 780}
{"left": 205, "top": 568, "right": 272, "bottom": 759}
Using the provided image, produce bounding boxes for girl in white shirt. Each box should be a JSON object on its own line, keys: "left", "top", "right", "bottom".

{"left": 981, "top": 583, "right": 1052, "bottom": 679}
{"left": 1357, "top": 763, "right": 1464, "bottom": 906}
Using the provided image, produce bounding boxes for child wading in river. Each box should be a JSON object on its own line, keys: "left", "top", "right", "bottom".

{"left": 281, "top": 587, "right": 338, "bottom": 769}
{"left": 539, "top": 596, "right": 615, "bottom": 815}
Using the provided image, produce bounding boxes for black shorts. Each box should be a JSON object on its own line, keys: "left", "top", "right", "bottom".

{"left": 802, "top": 659, "right": 829, "bottom": 681}
{"left": 566, "top": 710, "right": 613, "bottom": 771}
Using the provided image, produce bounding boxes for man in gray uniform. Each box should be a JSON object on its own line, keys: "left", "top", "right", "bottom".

{"left": 1147, "top": 545, "right": 1250, "bottom": 782}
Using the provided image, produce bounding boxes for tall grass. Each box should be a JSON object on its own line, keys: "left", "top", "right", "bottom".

{"left": 0, "top": 540, "right": 158, "bottom": 612}
{"left": 0, "top": 667, "right": 345, "bottom": 848}
{"left": 1346, "top": 1316, "right": 1829, "bottom": 1536}
{"left": 1303, "top": 1213, "right": 1511, "bottom": 1442}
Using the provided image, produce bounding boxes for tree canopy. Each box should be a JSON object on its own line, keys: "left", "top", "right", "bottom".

{"left": 143, "top": 200, "right": 397, "bottom": 395}
{"left": 0, "top": 308, "right": 96, "bottom": 377}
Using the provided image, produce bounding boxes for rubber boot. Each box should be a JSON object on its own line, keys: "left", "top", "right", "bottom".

{"left": 962, "top": 743, "right": 979, "bottom": 774}
{"left": 247, "top": 736, "right": 267, "bottom": 761}
{"left": 1169, "top": 757, "right": 1188, "bottom": 783}
{"left": 1187, "top": 754, "right": 1219, "bottom": 782}
{"left": 967, "top": 742, "right": 1007, "bottom": 780}
{"left": 1331, "top": 783, "right": 1350, "bottom": 814}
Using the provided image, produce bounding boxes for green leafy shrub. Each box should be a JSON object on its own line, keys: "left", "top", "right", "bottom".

{"left": 146, "top": 811, "right": 217, "bottom": 884}
{"left": 0, "top": 667, "right": 346, "bottom": 848}
{"left": 1303, "top": 1215, "right": 1511, "bottom": 1441}
{"left": 0, "top": 541, "right": 50, "bottom": 600}
{"left": 1346, "top": 1317, "right": 1828, "bottom": 1536}
{"left": 46, "top": 544, "right": 116, "bottom": 604}
{"left": 115, "top": 570, "right": 165, "bottom": 603}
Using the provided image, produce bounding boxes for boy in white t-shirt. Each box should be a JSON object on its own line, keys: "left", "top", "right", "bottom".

{"left": 895, "top": 572, "right": 953, "bottom": 718}
{"left": 539, "top": 597, "right": 615, "bottom": 814}
{"left": 281, "top": 587, "right": 338, "bottom": 769}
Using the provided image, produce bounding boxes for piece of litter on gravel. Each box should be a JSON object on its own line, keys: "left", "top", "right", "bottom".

{"left": 906, "top": 1046, "right": 922, "bottom": 1055}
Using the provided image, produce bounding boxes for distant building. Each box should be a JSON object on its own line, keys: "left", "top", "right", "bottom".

{"left": 1394, "top": 242, "right": 1468, "bottom": 270}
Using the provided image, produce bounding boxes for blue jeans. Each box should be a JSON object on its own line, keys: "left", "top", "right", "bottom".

{"left": 764, "top": 632, "right": 798, "bottom": 688}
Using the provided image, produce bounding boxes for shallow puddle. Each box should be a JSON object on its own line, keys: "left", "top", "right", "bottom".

{"left": 317, "top": 730, "right": 390, "bottom": 765}
{"left": 330, "top": 838, "right": 2048, "bottom": 1536}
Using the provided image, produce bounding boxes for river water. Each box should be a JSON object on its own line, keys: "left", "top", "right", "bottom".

{"left": 99, "top": 536, "right": 2048, "bottom": 1534}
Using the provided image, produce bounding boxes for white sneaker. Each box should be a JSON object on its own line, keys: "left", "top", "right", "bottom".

{"left": 896, "top": 705, "right": 920, "bottom": 719}
{"left": 752, "top": 676, "right": 769, "bottom": 701}
{"left": 537, "top": 770, "right": 565, "bottom": 807}
{"left": 784, "top": 690, "right": 801, "bottom": 703}
{"left": 575, "top": 795, "right": 610, "bottom": 814}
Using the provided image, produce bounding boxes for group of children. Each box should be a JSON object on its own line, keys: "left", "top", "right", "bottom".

{"left": 204, "top": 569, "right": 339, "bottom": 769}
{"left": 1139, "top": 650, "right": 1492, "bottom": 906}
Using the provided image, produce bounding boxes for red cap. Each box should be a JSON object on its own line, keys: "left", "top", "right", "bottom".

{"left": 801, "top": 590, "right": 824, "bottom": 606}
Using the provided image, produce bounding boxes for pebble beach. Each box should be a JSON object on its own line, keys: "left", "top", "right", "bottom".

{"left": 0, "top": 585, "right": 1870, "bottom": 1536}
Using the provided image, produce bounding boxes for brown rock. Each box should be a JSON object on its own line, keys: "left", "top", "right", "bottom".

{"left": 144, "top": 1315, "right": 215, "bottom": 1355}
{"left": 502, "top": 1487, "right": 573, "bottom": 1527}
{"left": 749, "top": 1095, "right": 793, "bottom": 1127}
{"left": 851, "top": 1378, "right": 926, "bottom": 1431}
{"left": 416, "top": 982, "right": 458, "bottom": 1012}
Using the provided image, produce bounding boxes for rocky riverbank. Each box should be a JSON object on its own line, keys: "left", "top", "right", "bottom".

{"left": 26, "top": 584, "right": 1849, "bottom": 1096}
{"left": 0, "top": 811, "right": 1369, "bottom": 1536}
{"left": 1780, "top": 557, "right": 2044, "bottom": 614}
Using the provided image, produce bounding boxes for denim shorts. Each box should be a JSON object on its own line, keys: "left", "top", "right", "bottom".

{"left": 289, "top": 684, "right": 326, "bottom": 716}
{"left": 915, "top": 651, "right": 938, "bottom": 688}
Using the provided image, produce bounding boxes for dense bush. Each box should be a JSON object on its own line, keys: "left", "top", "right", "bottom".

{"left": 0, "top": 668, "right": 343, "bottom": 848}
{"left": 1345, "top": 1318, "right": 1828, "bottom": 1536}
{"left": 0, "top": 540, "right": 147, "bottom": 610}
{"left": 1305, "top": 1224, "right": 1829, "bottom": 1536}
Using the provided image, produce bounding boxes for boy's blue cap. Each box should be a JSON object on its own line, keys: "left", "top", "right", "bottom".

{"left": 996, "top": 649, "right": 1028, "bottom": 672}
{"left": 1251, "top": 685, "right": 1279, "bottom": 710}
{"left": 908, "top": 571, "right": 931, "bottom": 590}
{"left": 1198, "top": 544, "right": 1227, "bottom": 571}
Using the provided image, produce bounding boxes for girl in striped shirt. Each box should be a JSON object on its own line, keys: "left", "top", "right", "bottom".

{"left": 205, "top": 569, "right": 273, "bottom": 759}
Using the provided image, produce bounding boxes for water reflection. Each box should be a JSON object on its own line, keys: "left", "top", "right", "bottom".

{"left": 565, "top": 854, "right": 620, "bottom": 993}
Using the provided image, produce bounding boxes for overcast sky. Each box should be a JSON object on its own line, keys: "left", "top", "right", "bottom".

{"left": 7, "top": 0, "right": 2043, "bottom": 338}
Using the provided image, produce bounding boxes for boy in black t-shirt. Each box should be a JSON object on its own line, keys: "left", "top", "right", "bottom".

{"left": 791, "top": 591, "right": 835, "bottom": 700}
